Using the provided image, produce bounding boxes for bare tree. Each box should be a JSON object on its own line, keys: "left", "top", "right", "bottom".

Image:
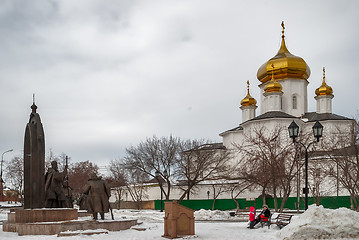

{"left": 227, "top": 180, "right": 254, "bottom": 210}
{"left": 107, "top": 159, "right": 127, "bottom": 208}
{"left": 123, "top": 167, "right": 148, "bottom": 210}
{"left": 5, "top": 156, "right": 24, "bottom": 203}
{"left": 210, "top": 181, "right": 229, "bottom": 210}
{"left": 234, "top": 125, "right": 298, "bottom": 212}
{"left": 123, "top": 135, "right": 181, "bottom": 201}
{"left": 324, "top": 119, "right": 359, "bottom": 210}
{"left": 68, "top": 160, "right": 99, "bottom": 200}
{"left": 175, "top": 141, "right": 231, "bottom": 203}
{"left": 307, "top": 159, "right": 329, "bottom": 206}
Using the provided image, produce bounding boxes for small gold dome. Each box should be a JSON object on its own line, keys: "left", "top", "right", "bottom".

{"left": 264, "top": 64, "right": 283, "bottom": 93}
{"left": 257, "top": 22, "right": 311, "bottom": 83}
{"left": 264, "top": 79, "right": 283, "bottom": 93}
{"left": 241, "top": 80, "right": 257, "bottom": 106}
{"left": 315, "top": 67, "right": 333, "bottom": 96}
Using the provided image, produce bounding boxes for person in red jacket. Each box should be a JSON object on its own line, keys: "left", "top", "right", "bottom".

{"left": 251, "top": 205, "right": 271, "bottom": 228}
{"left": 248, "top": 206, "right": 256, "bottom": 229}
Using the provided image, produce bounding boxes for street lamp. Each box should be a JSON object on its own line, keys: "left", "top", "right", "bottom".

{"left": 1, "top": 149, "right": 13, "bottom": 197}
{"left": 288, "top": 120, "right": 323, "bottom": 210}
{"left": 155, "top": 169, "right": 168, "bottom": 212}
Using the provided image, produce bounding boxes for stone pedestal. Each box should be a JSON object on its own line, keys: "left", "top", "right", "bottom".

{"left": 2, "top": 208, "right": 138, "bottom": 236}
{"left": 3, "top": 219, "right": 138, "bottom": 236}
{"left": 163, "top": 201, "right": 195, "bottom": 239}
{"left": 12, "top": 208, "right": 78, "bottom": 223}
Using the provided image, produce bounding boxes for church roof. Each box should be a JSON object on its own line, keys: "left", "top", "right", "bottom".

{"left": 247, "top": 111, "right": 296, "bottom": 122}
{"left": 220, "top": 111, "right": 295, "bottom": 136}
{"left": 183, "top": 142, "right": 226, "bottom": 152}
{"left": 301, "top": 112, "right": 352, "bottom": 122}
{"left": 219, "top": 125, "right": 243, "bottom": 136}
{"left": 196, "top": 143, "right": 226, "bottom": 150}
{"left": 220, "top": 111, "right": 352, "bottom": 137}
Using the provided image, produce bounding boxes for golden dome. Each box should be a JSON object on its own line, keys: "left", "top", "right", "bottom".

{"left": 257, "top": 21, "right": 311, "bottom": 83}
{"left": 315, "top": 67, "right": 333, "bottom": 96}
{"left": 264, "top": 64, "right": 283, "bottom": 93}
{"left": 241, "top": 80, "right": 257, "bottom": 107}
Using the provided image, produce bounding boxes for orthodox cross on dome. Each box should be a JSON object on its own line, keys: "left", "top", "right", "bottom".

{"left": 271, "top": 64, "right": 275, "bottom": 80}
{"left": 246, "top": 80, "right": 250, "bottom": 94}
{"left": 281, "top": 21, "right": 285, "bottom": 38}
{"left": 323, "top": 67, "right": 326, "bottom": 83}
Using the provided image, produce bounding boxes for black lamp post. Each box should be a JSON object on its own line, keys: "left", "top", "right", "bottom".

{"left": 288, "top": 120, "right": 323, "bottom": 210}
{"left": 155, "top": 169, "right": 168, "bottom": 212}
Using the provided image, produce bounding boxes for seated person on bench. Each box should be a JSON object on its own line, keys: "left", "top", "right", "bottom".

{"left": 250, "top": 205, "right": 271, "bottom": 228}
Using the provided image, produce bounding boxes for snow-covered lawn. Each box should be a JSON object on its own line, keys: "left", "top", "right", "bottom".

{"left": 1, "top": 204, "right": 359, "bottom": 239}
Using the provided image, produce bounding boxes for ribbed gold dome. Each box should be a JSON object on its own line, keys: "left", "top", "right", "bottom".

{"left": 264, "top": 64, "right": 283, "bottom": 93}
{"left": 241, "top": 80, "right": 257, "bottom": 107}
{"left": 264, "top": 78, "right": 283, "bottom": 93}
{"left": 257, "top": 22, "right": 311, "bottom": 83}
{"left": 315, "top": 67, "right": 333, "bottom": 96}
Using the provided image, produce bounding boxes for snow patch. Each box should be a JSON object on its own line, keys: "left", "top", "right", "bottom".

{"left": 278, "top": 205, "right": 359, "bottom": 239}
{"left": 194, "top": 209, "right": 230, "bottom": 220}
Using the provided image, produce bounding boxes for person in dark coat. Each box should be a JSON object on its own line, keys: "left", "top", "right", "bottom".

{"left": 83, "top": 173, "right": 111, "bottom": 220}
{"left": 251, "top": 204, "right": 271, "bottom": 228}
{"left": 44, "top": 161, "right": 67, "bottom": 208}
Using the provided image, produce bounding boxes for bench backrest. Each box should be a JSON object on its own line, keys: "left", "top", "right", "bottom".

{"left": 277, "top": 214, "right": 293, "bottom": 221}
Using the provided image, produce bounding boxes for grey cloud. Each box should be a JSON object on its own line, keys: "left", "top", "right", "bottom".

{"left": 1, "top": 0, "right": 359, "bottom": 171}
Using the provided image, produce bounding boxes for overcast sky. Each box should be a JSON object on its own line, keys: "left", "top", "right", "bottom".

{"left": 1, "top": 0, "right": 358, "bottom": 172}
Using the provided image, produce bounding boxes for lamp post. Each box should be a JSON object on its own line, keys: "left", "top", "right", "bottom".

{"left": 288, "top": 120, "right": 323, "bottom": 210}
{"left": 1, "top": 149, "right": 13, "bottom": 197}
{"left": 155, "top": 169, "right": 168, "bottom": 212}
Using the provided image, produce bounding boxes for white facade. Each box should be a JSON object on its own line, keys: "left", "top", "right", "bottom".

{"left": 260, "top": 79, "right": 309, "bottom": 116}
{"left": 240, "top": 105, "right": 257, "bottom": 123}
{"left": 128, "top": 27, "right": 354, "bottom": 203}
{"left": 315, "top": 95, "right": 333, "bottom": 114}
{"left": 218, "top": 26, "right": 355, "bottom": 201}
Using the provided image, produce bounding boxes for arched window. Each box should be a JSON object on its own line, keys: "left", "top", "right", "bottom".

{"left": 292, "top": 95, "right": 297, "bottom": 109}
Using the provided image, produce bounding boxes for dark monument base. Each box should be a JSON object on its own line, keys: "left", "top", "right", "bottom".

{"left": 3, "top": 208, "right": 138, "bottom": 236}
{"left": 11, "top": 208, "right": 78, "bottom": 223}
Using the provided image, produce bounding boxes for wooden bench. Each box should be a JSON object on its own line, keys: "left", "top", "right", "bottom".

{"left": 229, "top": 209, "right": 247, "bottom": 218}
{"left": 270, "top": 213, "right": 293, "bottom": 229}
{"left": 260, "top": 213, "right": 272, "bottom": 228}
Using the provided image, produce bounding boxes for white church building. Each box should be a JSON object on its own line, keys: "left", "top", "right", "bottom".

{"left": 219, "top": 22, "right": 353, "bottom": 200}
{"left": 114, "top": 23, "right": 354, "bottom": 206}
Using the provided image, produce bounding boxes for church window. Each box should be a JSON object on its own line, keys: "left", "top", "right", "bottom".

{"left": 292, "top": 95, "right": 297, "bottom": 109}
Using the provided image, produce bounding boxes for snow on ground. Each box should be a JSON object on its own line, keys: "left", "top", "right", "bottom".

{"left": 279, "top": 205, "right": 359, "bottom": 240}
{"left": 195, "top": 209, "right": 234, "bottom": 221}
{"left": 1, "top": 204, "right": 359, "bottom": 239}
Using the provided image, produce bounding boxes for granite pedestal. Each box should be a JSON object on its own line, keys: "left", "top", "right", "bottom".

{"left": 2, "top": 208, "right": 138, "bottom": 236}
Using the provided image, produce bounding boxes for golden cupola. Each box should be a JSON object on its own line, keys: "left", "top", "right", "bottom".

{"left": 264, "top": 64, "right": 283, "bottom": 93}
{"left": 315, "top": 67, "right": 333, "bottom": 96}
{"left": 240, "top": 80, "right": 257, "bottom": 107}
{"left": 257, "top": 21, "right": 311, "bottom": 83}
